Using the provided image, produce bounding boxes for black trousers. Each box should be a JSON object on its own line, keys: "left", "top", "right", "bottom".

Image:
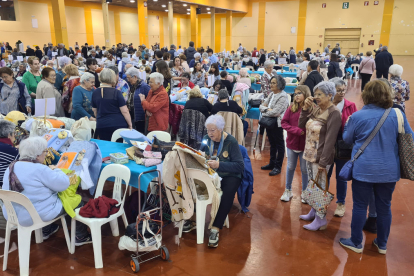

{"left": 266, "top": 125, "right": 285, "bottom": 169}
{"left": 376, "top": 69, "right": 388, "bottom": 79}
{"left": 212, "top": 176, "right": 242, "bottom": 229}
{"left": 135, "top": 120, "right": 145, "bottom": 134}
{"left": 360, "top": 73, "right": 372, "bottom": 91}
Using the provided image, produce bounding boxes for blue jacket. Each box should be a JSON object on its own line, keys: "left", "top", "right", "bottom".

{"left": 343, "top": 104, "right": 414, "bottom": 183}
{"left": 54, "top": 70, "right": 66, "bottom": 92}
{"left": 133, "top": 80, "right": 151, "bottom": 122}
{"left": 237, "top": 145, "right": 254, "bottom": 213}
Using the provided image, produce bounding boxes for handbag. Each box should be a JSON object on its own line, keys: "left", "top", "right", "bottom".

{"left": 303, "top": 170, "right": 334, "bottom": 216}
{"left": 335, "top": 140, "right": 353, "bottom": 160}
{"left": 151, "top": 136, "right": 176, "bottom": 160}
{"left": 339, "top": 108, "right": 391, "bottom": 181}
{"left": 259, "top": 116, "right": 278, "bottom": 129}
{"left": 248, "top": 99, "right": 262, "bottom": 107}
{"left": 394, "top": 108, "right": 414, "bottom": 180}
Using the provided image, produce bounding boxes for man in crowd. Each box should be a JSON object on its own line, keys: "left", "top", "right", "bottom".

{"left": 207, "top": 49, "right": 218, "bottom": 64}
{"left": 375, "top": 46, "right": 393, "bottom": 79}
{"left": 186, "top": 41, "right": 196, "bottom": 62}
{"left": 304, "top": 60, "right": 324, "bottom": 96}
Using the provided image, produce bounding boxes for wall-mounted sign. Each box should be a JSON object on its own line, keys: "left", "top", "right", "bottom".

{"left": 368, "top": 40, "right": 375, "bottom": 45}
{"left": 364, "top": 1, "right": 369, "bottom": 6}
{"left": 342, "top": 2, "right": 349, "bottom": 9}
{"left": 374, "top": 1, "right": 379, "bottom": 5}
{"left": 322, "top": 3, "right": 326, "bottom": 8}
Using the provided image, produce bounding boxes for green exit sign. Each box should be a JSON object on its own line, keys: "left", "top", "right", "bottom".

{"left": 343, "top": 2, "right": 350, "bottom": 9}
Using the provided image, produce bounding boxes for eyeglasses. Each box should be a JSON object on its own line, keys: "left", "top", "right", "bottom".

{"left": 336, "top": 89, "right": 346, "bottom": 94}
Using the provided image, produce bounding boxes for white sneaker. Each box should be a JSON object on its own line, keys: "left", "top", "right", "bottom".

{"left": 334, "top": 203, "right": 346, "bottom": 217}
{"left": 301, "top": 191, "right": 307, "bottom": 204}
{"left": 280, "top": 189, "right": 293, "bottom": 202}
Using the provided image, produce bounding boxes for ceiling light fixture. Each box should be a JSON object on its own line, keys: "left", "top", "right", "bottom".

{"left": 187, "top": 12, "right": 190, "bottom": 14}
{"left": 187, "top": 9, "right": 190, "bottom": 11}
{"left": 161, "top": 4, "right": 166, "bottom": 7}
{"left": 207, "top": 12, "right": 211, "bottom": 14}
{"left": 207, "top": 8, "right": 210, "bottom": 10}
{"left": 130, "top": 0, "right": 135, "bottom": 2}
{"left": 165, "top": 10, "right": 168, "bottom": 12}
{"left": 183, "top": 4, "right": 187, "bottom": 7}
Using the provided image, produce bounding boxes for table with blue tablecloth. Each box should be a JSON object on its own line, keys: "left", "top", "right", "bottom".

{"left": 92, "top": 139, "right": 159, "bottom": 192}
{"left": 225, "top": 70, "right": 297, "bottom": 78}
{"left": 173, "top": 101, "right": 186, "bottom": 106}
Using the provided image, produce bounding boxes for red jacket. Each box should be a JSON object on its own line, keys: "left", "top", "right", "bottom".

{"left": 141, "top": 85, "right": 170, "bottom": 132}
{"left": 341, "top": 99, "right": 358, "bottom": 131}
{"left": 281, "top": 105, "right": 306, "bottom": 151}
{"left": 178, "top": 81, "right": 195, "bottom": 89}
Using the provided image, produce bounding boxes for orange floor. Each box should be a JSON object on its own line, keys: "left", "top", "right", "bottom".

{"left": 1, "top": 56, "right": 414, "bottom": 276}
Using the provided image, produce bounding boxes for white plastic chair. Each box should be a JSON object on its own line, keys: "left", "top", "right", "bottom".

{"left": 147, "top": 131, "right": 171, "bottom": 142}
{"left": 178, "top": 168, "right": 229, "bottom": 244}
{"left": 70, "top": 164, "right": 131, "bottom": 269}
{"left": 111, "top": 128, "right": 130, "bottom": 143}
{"left": 0, "top": 190, "right": 71, "bottom": 276}
{"left": 245, "top": 65, "right": 254, "bottom": 71}
{"left": 89, "top": 120, "right": 96, "bottom": 138}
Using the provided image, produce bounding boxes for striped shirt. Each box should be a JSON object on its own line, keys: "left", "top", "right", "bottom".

{"left": 0, "top": 80, "right": 31, "bottom": 115}
{"left": 0, "top": 141, "right": 19, "bottom": 187}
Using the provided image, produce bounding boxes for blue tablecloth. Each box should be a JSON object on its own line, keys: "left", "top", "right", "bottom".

{"left": 226, "top": 70, "right": 263, "bottom": 75}
{"left": 225, "top": 70, "right": 297, "bottom": 79}
{"left": 173, "top": 101, "right": 186, "bottom": 106}
{"left": 251, "top": 83, "right": 261, "bottom": 91}
{"left": 285, "top": 86, "right": 296, "bottom": 94}
{"left": 92, "top": 139, "right": 159, "bottom": 192}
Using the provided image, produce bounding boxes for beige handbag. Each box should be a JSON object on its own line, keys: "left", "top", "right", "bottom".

{"left": 71, "top": 117, "right": 92, "bottom": 141}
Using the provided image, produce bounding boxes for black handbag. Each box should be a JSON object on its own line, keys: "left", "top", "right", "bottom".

{"left": 335, "top": 140, "right": 353, "bottom": 160}
{"left": 248, "top": 99, "right": 262, "bottom": 108}
{"left": 151, "top": 136, "right": 175, "bottom": 160}
{"left": 259, "top": 116, "right": 278, "bottom": 129}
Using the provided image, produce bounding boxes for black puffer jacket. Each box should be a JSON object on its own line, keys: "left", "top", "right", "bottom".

{"left": 186, "top": 47, "right": 196, "bottom": 62}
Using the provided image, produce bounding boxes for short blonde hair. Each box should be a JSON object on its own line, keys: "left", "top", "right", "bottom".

{"left": 27, "top": 56, "right": 39, "bottom": 65}
{"left": 188, "top": 86, "right": 203, "bottom": 99}
{"left": 63, "top": 64, "right": 79, "bottom": 77}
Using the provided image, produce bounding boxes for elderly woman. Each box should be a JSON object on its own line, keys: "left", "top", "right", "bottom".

{"left": 22, "top": 57, "right": 42, "bottom": 101}
{"left": 139, "top": 72, "right": 169, "bottom": 133}
{"left": 36, "top": 67, "right": 65, "bottom": 117}
{"left": 326, "top": 78, "right": 358, "bottom": 217}
{"left": 180, "top": 54, "right": 190, "bottom": 72}
{"left": 191, "top": 62, "right": 206, "bottom": 88}
{"left": 195, "top": 114, "right": 244, "bottom": 247}
{"left": 298, "top": 81, "right": 342, "bottom": 230}
{"left": 260, "top": 60, "right": 275, "bottom": 98}
{"left": 359, "top": 51, "right": 376, "bottom": 91}
{"left": 237, "top": 68, "right": 251, "bottom": 88}
{"left": 61, "top": 64, "right": 81, "bottom": 115}
{"left": 177, "top": 72, "right": 195, "bottom": 89}
{"left": 85, "top": 58, "right": 100, "bottom": 88}
{"left": 71, "top": 72, "right": 96, "bottom": 120}
{"left": 389, "top": 64, "right": 410, "bottom": 111}
{"left": 171, "top": 57, "right": 185, "bottom": 88}
{"left": 107, "top": 65, "right": 130, "bottom": 102}
{"left": 55, "top": 56, "right": 72, "bottom": 93}
{"left": 184, "top": 86, "right": 213, "bottom": 118}
{"left": 156, "top": 61, "right": 172, "bottom": 94}
{"left": 339, "top": 80, "right": 413, "bottom": 254}
{"left": 0, "top": 120, "right": 19, "bottom": 188}
{"left": 189, "top": 52, "right": 201, "bottom": 68}
{"left": 0, "top": 67, "right": 31, "bottom": 115}
{"left": 259, "top": 75, "right": 289, "bottom": 176}
{"left": 280, "top": 85, "right": 311, "bottom": 202}
{"left": 201, "top": 52, "right": 211, "bottom": 72}
{"left": 126, "top": 67, "right": 151, "bottom": 134}
{"left": 16, "top": 63, "right": 27, "bottom": 78}
{"left": 1, "top": 137, "right": 92, "bottom": 245}
{"left": 91, "top": 69, "right": 132, "bottom": 140}
{"left": 298, "top": 53, "right": 310, "bottom": 80}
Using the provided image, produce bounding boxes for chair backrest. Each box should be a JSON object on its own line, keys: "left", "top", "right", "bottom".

{"left": 217, "top": 111, "right": 244, "bottom": 145}
{"left": 186, "top": 168, "right": 216, "bottom": 204}
{"left": 111, "top": 128, "right": 130, "bottom": 143}
{"left": 94, "top": 164, "right": 131, "bottom": 207}
{"left": 147, "top": 131, "right": 171, "bottom": 142}
{"left": 245, "top": 66, "right": 254, "bottom": 71}
{"left": 0, "top": 190, "right": 43, "bottom": 227}
{"left": 89, "top": 121, "right": 96, "bottom": 132}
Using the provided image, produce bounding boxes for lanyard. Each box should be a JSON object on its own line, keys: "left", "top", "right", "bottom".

{"left": 209, "top": 132, "right": 225, "bottom": 158}
{"left": 31, "top": 71, "right": 40, "bottom": 84}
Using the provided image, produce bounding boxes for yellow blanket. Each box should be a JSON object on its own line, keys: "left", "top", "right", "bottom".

{"left": 58, "top": 169, "right": 82, "bottom": 218}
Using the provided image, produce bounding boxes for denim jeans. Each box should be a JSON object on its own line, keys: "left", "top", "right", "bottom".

{"left": 285, "top": 148, "right": 308, "bottom": 191}
{"left": 327, "top": 158, "right": 348, "bottom": 204}
{"left": 368, "top": 191, "right": 377, "bottom": 218}
{"left": 350, "top": 179, "right": 396, "bottom": 248}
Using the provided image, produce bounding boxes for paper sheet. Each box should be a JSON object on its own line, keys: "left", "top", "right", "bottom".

{"left": 278, "top": 58, "right": 287, "bottom": 65}
{"left": 17, "top": 56, "right": 23, "bottom": 62}
{"left": 139, "top": 71, "right": 146, "bottom": 80}
{"left": 252, "top": 57, "right": 258, "bottom": 64}
{"left": 34, "top": 98, "right": 56, "bottom": 116}
{"left": 52, "top": 52, "right": 58, "bottom": 57}
{"left": 77, "top": 53, "right": 81, "bottom": 58}
{"left": 207, "top": 75, "right": 215, "bottom": 87}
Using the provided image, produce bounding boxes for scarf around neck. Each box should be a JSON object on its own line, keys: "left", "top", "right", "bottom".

{"left": 8, "top": 159, "right": 41, "bottom": 192}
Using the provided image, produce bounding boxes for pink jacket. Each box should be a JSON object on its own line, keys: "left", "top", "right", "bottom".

{"left": 359, "top": 57, "right": 376, "bottom": 74}
{"left": 340, "top": 99, "right": 358, "bottom": 131}
{"left": 281, "top": 106, "right": 306, "bottom": 151}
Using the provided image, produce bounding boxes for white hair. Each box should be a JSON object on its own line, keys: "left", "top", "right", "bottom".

{"left": 239, "top": 68, "right": 249, "bottom": 78}
{"left": 19, "top": 137, "right": 47, "bottom": 161}
{"left": 126, "top": 67, "right": 140, "bottom": 79}
{"left": 205, "top": 114, "right": 225, "bottom": 131}
{"left": 0, "top": 120, "right": 16, "bottom": 138}
{"left": 389, "top": 64, "right": 403, "bottom": 77}
{"left": 122, "top": 52, "right": 128, "bottom": 58}
{"left": 99, "top": 68, "right": 116, "bottom": 85}
{"left": 80, "top": 72, "right": 95, "bottom": 84}
{"left": 202, "top": 53, "right": 208, "bottom": 58}
{"left": 314, "top": 81, "right": 337, "bottom": 100}
{"left": 149, "top": 72, "right": 164, "bottom": 85}
{"left": 264, "top": 60, "right": 273, "bottom": 68}
{"left": 194, "top": 53, "right": 201, "bottom": 59}
{"left": 58, "top": 56, "right": 72, "bottom": 67}
{"left": 329, "top": 77, "right": 347, "bottom": 88}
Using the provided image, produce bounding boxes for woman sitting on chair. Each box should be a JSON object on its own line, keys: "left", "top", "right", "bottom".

{"left": 1, "top": 137, "right": 91, "bottom": 246}
{"left": 183, "top": 115, "right": 244, "bottom": 248}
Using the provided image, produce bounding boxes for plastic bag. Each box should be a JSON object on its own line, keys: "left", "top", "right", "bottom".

{"left": 71, "top": 117, "right": 92, "bottom": 141}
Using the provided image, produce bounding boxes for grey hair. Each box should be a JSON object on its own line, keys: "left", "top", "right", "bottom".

{"left": 389, "top": 64, "right": 403, "bottom": 77}
{"left": 58, "top": 56, "right": 72, "bottom": 67}
{"left": 19, "top": 137, "right": 47, "bottom": 161}
{"left": 194, "top": 53, "right": 201, "bottom": 59}
{"left": 329, "top": 77, "right": 347, "bottom": 88}
{"left": 314, "top": 81, "right": 337, "bottom": 100}
{"left": 218, "top": 89, "right": 229, "bottom": 100}
{"left": 239, "top": 68, "right": 249, "bottom": 78}
{"left": 205, "top": 114, "right": 225, "bottom": 131}
{"left": 149, "top": 72, "right": 164, "bottom": 85}
{"left": 0, "top": 120, "right": 16, "bottom": 138}
{"left": 122, "top": 52, "right": 128, "bottom": 58}
{"left": 99, "top": 68, "right": 117, "bottom": 85}
{"left": 264, "top": 60, "right": 273, "bottom": 68}
{"left": 273, "top": 75, "right": 286, "bottom": 91}
{"left": 382, "top": 46, "right": 388, "bottom": 51}
{"left": 202, "top": 53, "right": 208, "bottom": 58}
{"left": 126, "top": 67, "right": 140, "bottom": 79}
{"left": 91, "top": 49, "right": 96, "bottom": 53}
{"left": 80, "top": 72, "right": 95, "bottom": 84}
{"left": 107, "top": 65, "right": 119, "bottom": 75}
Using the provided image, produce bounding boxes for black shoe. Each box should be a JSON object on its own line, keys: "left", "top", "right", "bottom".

{"left": 269, "top": 168, "right": 281, "bottom": 176}
{"left": 363, "top": 217, "right": 377, "bottom": 234}
{"left": 182, "top": 220, "right": 196, "bottom": 233}
{"left": 75, "top": 234, "right": 93, "bottom": 247}
{"left": 261, "top": 164, "right": 274, "bottom": 170}
{"left": 43, "top": 224, "right": 59, "bottom": 240}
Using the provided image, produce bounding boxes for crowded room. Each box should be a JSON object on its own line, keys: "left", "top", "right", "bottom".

{"left": 0, "top": 0, "right": 413, "bottom": 275}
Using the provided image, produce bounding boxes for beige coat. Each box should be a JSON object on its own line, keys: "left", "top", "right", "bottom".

{"left": 36, "top": 80, "right": 65, "bottom": 117}
{"left": 217, "top": 111, "right": 244, "bottom": 145}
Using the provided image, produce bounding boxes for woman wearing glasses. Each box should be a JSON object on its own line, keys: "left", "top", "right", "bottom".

{"left": 36, "top": 67, "right": 65, "bottom": 117}
{"left": 280, "top": 85, "right": 311, "bottom": 202}
{"left": 327, "top": 78, "right": 357, "bottom": 217}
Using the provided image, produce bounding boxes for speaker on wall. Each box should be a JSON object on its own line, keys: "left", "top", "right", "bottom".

{"left": 196, "top": 8, "right": 201, "bottom": 14}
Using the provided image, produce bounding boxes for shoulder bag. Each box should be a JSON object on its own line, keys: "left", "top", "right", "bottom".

{"left": 259, "top": 94, "right": 278, "bottom": 129}
{"left": 338, "top": 108, "right": 391, "bottom": 181}
{"left": 394, "top": 108, "right": 414, "bottom": 180}
{"left": 303, "top": 170, "right": 334, "bottom": 216}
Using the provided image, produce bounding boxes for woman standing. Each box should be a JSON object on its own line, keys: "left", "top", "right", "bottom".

{"left": 0, "top": 67, "right": 31, "bottom": 115}
{"left": 359, "top": 51, "right": 376, "bottom": 91}
{"left": 389, "top": 64, "right": 410, "bottom": 111}
{"left": 260, "top": 61, "right": 275, "bottom": 98}
{"left": 61, "top": 64, "right": 81, "bottom": 116}
{"left": 289, "top": 47, "right": 296, "bottom": 65}
{"left": 339, "top": 80, "right": 413, "bottom": 254}
{"left": 22, "top": 57, "right": 42, "bottom": 104}
{"left": 170, "top": 57, "right": 185, "bottom": 89}
{"left": 35, "top": 46, "right": 43, "bottom": 61}
{"left": 71, "top": 72, "right": 96, "bottom": 120}
{"left": 156, "top": 60, "right": 172, "bottom": 94}
{"left": 180, "top": 54, "right": 190, "bottom": 73}
{"left": 36, "top": 67, "right": 65, "bottom": 117}
{"left": 91, "top": 69, "right": 132, "bottom": 141}
{"left": 327, "top": 78, "right": 358, "bottom": 217}
{"left": 259, "top": 75, "right": 289, "bottom": 176}
{"left": 298, "top": 81, "right": 342, "bottom": 230}
{"left": 85, "top": 58, "right": 100, "bottom": 88}
{"left": 280, "top": 85, "right": 311, "bottom": 202}
{"left": 191, "top": 62, "right": 206, "bottom": 88}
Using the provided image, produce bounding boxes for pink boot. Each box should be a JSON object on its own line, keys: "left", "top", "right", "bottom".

{"left": 303, "top": 216, "right": 327, "bottom": 231}
{"left": 299, "top": 208, "right": 316, "bottom": 221}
